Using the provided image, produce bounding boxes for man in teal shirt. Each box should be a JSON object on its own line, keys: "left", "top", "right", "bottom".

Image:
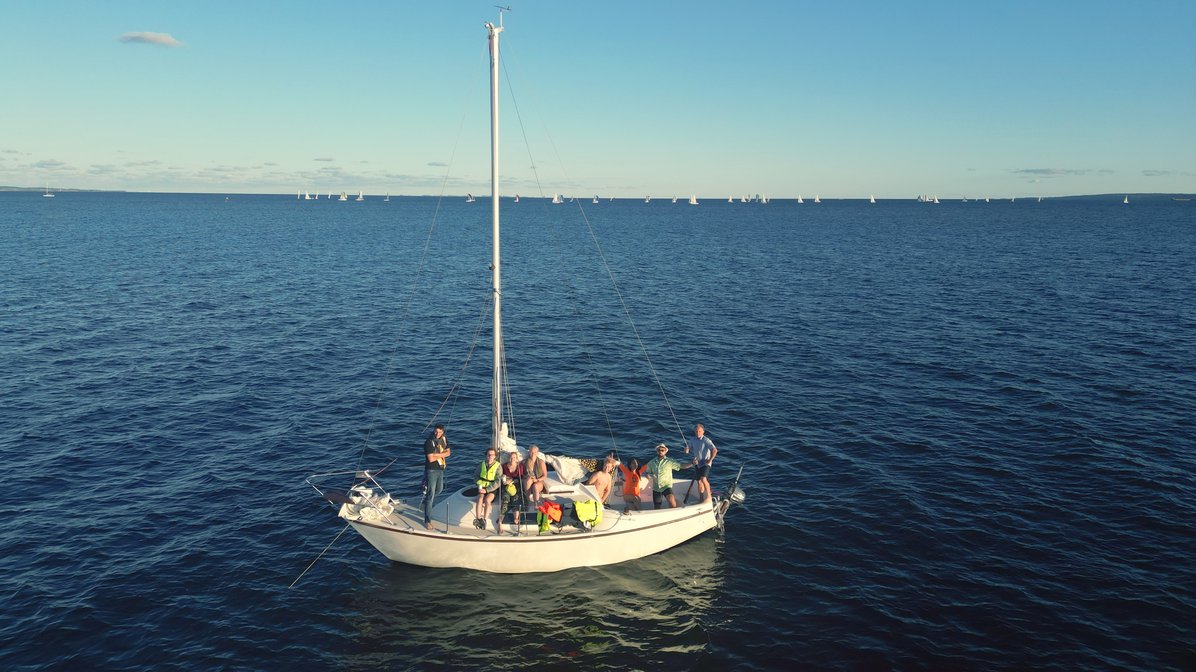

{"left": 646, "top": 443, "right": 692, "bottom": 509}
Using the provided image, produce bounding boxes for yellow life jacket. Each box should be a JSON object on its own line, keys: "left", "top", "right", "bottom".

{"left": 573, "top": 499, "right": 603, "bottom": 530}
{"left": 476, "top": 460, "right": 500, "bottom": 489}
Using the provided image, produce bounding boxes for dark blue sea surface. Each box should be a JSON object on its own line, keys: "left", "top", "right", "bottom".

{"left": 2, "top": 192, "right": 1194, "bottom": 670}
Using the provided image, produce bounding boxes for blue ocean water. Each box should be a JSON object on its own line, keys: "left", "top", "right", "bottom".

{"left": 2, "top": 192, "right": 1194, "bottom": 670}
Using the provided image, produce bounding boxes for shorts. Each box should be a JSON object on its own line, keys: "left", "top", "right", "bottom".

{"left": 694, "top": 465, "right": 710, "bottom": 480}
{"left": 478, "top": 482, "right": 499, "bottom": 494}
{"left": 652, "top": 487, "right": 673, "bottom": 506}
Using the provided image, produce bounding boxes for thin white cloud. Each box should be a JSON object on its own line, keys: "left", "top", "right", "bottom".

{"left": 119, "top": 32, "right": 183, "bottom": 48}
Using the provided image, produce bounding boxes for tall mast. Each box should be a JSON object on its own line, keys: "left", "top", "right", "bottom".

{"left": 486, "top": 19, "right": 504, "bottom": 451}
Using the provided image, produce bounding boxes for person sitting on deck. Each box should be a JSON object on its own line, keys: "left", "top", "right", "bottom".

{"left": 499, "top": 450, "right": 526, "bottom": 535}
{"left": 474, "top": 448, "right": 501, "bottom": 530}
{"left": 617, "top": 457, "right": 650, "bottom": 513}
{"left": 646, "top": 443, "right": 692, "bottom": 509}
{"left": 522, "top": 444, "right": 548, "bottom": 509}
{"left": 584, "top": 456, "right": 618, "bottom": 504}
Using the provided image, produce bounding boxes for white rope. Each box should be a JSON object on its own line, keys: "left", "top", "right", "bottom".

{"left": 288, "top": 523, "right": 352, "bottom": 589}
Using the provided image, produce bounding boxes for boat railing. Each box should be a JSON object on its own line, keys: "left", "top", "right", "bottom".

{"left": 306, "top": 469, "right": 394, "bottom": 506}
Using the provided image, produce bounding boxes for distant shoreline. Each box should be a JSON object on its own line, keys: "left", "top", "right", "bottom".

{"left": 3, "top": 186, "right": 1192, "bottom": 201}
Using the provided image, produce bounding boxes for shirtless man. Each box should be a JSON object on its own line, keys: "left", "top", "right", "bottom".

{"left": 585, "top": 456, "right": 617, "bottom": 504}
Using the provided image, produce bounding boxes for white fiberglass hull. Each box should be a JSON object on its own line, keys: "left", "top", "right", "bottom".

{"left": 342, "top": 483, "right": 719, "bottom": 573}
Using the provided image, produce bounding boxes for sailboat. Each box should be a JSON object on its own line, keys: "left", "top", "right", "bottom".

{"left": 796, "top": 195, "right": 803, "bottom": 204}
{"left": 592, "top": 195, "right": 599, "bottom": 204}
{"left": 306, "top": 18, "right": 744, "bottom": 574}
{"left": 339, "top": 192, "right": 348, "bottom": 201}
{"left": 688, "top": 195, "right": 699, "bottom": 205}
{"left": 869, "top": 195, "right": 876, "bottom": 204}
{"left": 385, "top": 193, "right": 390, "bottom": 202}
{"left": 43, "top": 185, "right": 55, "bottom": 198}
{"left": 356, "top": 191, "right": 365, "bottom": 202}
{"left": 644, "top": 195, "right": 651, "bottom": 204}
{"left": 671, "top": 196, "right": 677, "bottom": 204}
{"left": 813, "top": 195, "right": 821, "bottom": 204}
{"left": 304, "top": 191, "right": 311, "bottom": 200}
{"left": 551, "top": 193, "right": 562, "bottom": 204}
{"left": 514, "top": 194, "right": 520, "bottom": 203}
{"left": 1123, "top": 195, "right": 1129, "bottom": 204}
{"left": 466, "top": 193, "right": 476, "bottom": 203}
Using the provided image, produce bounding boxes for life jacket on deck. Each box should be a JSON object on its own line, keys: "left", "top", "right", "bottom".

{"left": 572, "top": 499, "right": 603, "bottom": 530}
{"left": 537, "top": 500, "right": 563, "bottom": 534}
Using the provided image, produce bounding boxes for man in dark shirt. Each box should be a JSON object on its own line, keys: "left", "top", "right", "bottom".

{"left": 422, "top": 424, "right": 450, "bottom": 529}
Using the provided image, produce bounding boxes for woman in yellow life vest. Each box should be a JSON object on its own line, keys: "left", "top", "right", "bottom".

{"left": 474, "top": 448, "right": 501, "bottom": 530}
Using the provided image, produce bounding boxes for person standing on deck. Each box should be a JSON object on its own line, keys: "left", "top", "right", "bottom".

{"left": 685, "top": 423, "right": 718, "bottom": 503}
{"left": 646, "top": 443, "right": 691, "bottom": 509}
{"left": 421, "top": 424, "right": 451, "bottom": 530}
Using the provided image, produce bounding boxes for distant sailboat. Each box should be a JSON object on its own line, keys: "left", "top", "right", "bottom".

{"left": 297, "top": 190, "right": 301, "bottom": 200}
{"left": 43, "top": 185, "right": 54, "bottom": 198}
{"left": 514, "top": 194, "right": 520, "bottom": 203}
{"left": 339, "top": 192, "right": 348, "bottom": 201}
{"left": 314, "top": 192, "right": 319, "bottom": 200}
{"left": 551, "top": 193, "right": 562, "bottom": 204}
{"left": 869, "top": 195, "right": 876, "bottom": 204}
{"left": 1123, "top": 195, "right": 1129, "bottom": 204}
{"left": 813, "top": 195, "right": 821, "bottom": 204}
{"left": 466, "top": 193, "right": 476, "bottom": 203}
{"left": 592, "top": 195, "right": 599, "bottom": 204}
{"left": 933, "top": 196, "right": 940, "bottom": 204}
{"left": 740, "top": 196, "right": 748, "bottom": 203}
{"left": 304, "top": 191, "right": 311, "bottom": 200}
{"left": 356, "top": 191, "right": 365, "bottom": 202}
{"left": 671, "top": 196, "right": 678, "bottom": 204}
{"left": 728, "top": 196, "right": 734, "bottom": 203}
{"left": 797, "top": 195, "right": 804, "bottom": 204}
{"left": 384, "top": 193, "right": 390, "bottom": 202}
{"left": 688, "top": 194, "right": 698, "bottom": 205}
{"left": 644, "top": 195, "right": 651, "bottom": 204}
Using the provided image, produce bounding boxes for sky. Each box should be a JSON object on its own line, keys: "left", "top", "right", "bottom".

{"left": 2, "top": 0, "right": 1194, "bottom": 199}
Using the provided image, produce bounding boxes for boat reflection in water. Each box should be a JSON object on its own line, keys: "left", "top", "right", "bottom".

{"left": 338, "top": 535, "right": 726, "bottom": 669}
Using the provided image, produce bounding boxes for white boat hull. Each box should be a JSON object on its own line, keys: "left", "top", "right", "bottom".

{"left": 342, "top": 481, "right": 719, "bottom": 573}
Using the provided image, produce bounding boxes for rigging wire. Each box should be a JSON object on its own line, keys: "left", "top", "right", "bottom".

{"left": 372, "top": 295, "right": 491, "bottom": 479}
{"left": 500, "top": 40, "right": 548, "bottom": 199}
{"left": 501, "top": 37, "right": 620, "bottom": 455}
{"left": 539, "top": 144, "right": 689, "bottom": 450}
{"left": 288, "top": 523, "right": 352, "bottom": 589}
{"left": 353, "top": 49, "right": 486, "bottom": 474}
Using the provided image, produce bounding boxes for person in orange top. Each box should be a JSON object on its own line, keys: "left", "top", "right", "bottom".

{"left": 617, "top": 457, "right": 650, "bottom": 513}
